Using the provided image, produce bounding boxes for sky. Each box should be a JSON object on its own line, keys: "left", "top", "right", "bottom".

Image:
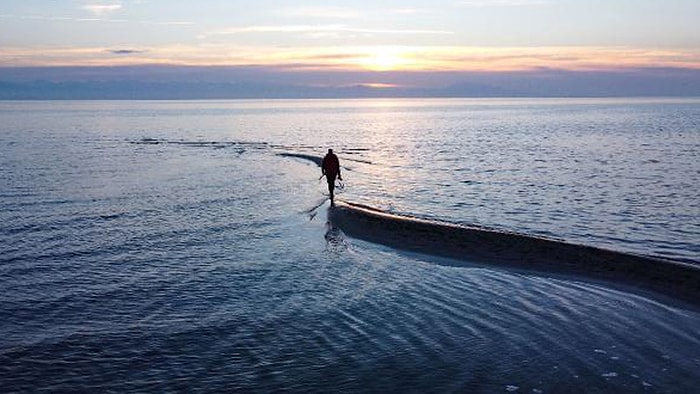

{"left": 1, "top": 0, "right": 700, "bottom": 97}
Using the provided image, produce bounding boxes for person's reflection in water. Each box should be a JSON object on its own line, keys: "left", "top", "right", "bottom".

{"left": 324, "top": 219, "right": 347, "bottom": 253}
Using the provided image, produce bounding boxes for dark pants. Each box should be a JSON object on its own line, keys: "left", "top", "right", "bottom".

{"left": 327, "top": 175, "right": 337, "bottom": 204}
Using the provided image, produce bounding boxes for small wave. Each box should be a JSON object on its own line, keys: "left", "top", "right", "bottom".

{"left": 130, "top": 138, "right": 269, "bottom": 150}
{"left": 342, "top": 157, "right": 373, "bottom": 164}
{"left": 328, "top": 201, "right": 700, "bottom": 307}
{"left": 277, "top": 151, "right": 370, "bottom": 166}
{"left": 277, "top": 152, "right": 323, "bottom": 167}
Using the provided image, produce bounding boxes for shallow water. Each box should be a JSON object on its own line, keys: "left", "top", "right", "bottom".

{"left": 1, "top": 99, "right": 699, "bottom": 392}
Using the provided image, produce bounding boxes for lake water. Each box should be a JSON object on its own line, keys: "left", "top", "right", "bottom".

{"left": 1, "top": 98, "right": 699, "bottom": 392}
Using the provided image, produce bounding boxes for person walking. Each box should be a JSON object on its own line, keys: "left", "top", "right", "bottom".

{"left": 321, "top": 149, "right": 342, "bottom": 206}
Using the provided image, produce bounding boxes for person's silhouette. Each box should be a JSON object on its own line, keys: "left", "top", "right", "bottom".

{"left": 321, "top": 148, "right": 342, "bottom": 206}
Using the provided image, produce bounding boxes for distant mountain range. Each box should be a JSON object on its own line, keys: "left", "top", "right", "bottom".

{"left": 0, "top": 80, "right": 524, "bottom": 99}
{"left": 1, "top": 66, "right": 699, "bottom": 99}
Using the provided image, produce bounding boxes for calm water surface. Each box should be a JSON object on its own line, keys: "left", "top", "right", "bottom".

{"left": 1, "top": 99, "right": 699, "bottom": 392}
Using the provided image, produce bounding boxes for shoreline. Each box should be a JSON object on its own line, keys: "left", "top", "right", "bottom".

{"left": 328, "top": 200, "right": 700, "bottom": 308}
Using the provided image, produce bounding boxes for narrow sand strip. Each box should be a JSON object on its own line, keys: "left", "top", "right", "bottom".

{"left": 328, "top": 201, "right": 700, "bottom": 307}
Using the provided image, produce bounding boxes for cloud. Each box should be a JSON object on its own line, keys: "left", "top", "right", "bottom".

{"left": 0, "top": 13, "right": 124, "bottom": 22}
{"left": 391, "top": 8, "right": 426, "bottom": 15}
{"left": 139, "top": 20, "right": 194, "bottom": 26}
{"left": 279, "top": 7, "right": 361, "bottom": 19}
{"left": 455, "top": 0, "right": 549, "bottom": 7}
{"left": 278, "top": 6, "right": 434, "bottom": 20}
{"left": 0, "top": 13, "right": 191, "bottom": 25}
{"left": 107, "top": 49, "right": 146, "bottom": 55}
{"left": 199, "top": 25, "right": 452, "bottom": 39}
{"left": 82, "top": 3, "right": 123, "bottom": 16}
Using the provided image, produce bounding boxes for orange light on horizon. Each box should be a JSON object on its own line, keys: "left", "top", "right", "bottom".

{"left": 1, "top": 45, "right": 700, "bottom": 73}
{"left": 358, "top": 82, "right": 400, "bottom": 88}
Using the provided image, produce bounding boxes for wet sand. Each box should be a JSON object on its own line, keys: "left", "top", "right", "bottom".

{"left": 328, "top": 200, "right": 700, "bottom": 308}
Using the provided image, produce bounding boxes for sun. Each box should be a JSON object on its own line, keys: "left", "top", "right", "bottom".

{"left": 367, "top": 52, "right": 402, "bottom": 71}
{"left": 358, "top": 47, "right": 414, "bottom": 71}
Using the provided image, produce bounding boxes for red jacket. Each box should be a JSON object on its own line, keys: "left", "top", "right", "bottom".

{"left": 322, "top": 153, "right": 340, "bottom": 178}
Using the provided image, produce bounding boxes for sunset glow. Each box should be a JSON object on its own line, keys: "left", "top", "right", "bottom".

{"left": 3, "top": 44, "right": 699, "bottom": 73}
{"left": 358, "top": 48, "right": 412, "bottom": 71}
{"left": 1, "top": 1, "right": 699, "bottom": 96}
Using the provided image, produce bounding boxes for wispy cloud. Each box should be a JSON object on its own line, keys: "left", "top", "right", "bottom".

{"left": 455, "top": 0, "right": 550, "bottom": 7}
{"left": 391, "top": 8, "right": 426, "bottom": 15}
{"left": 278, "top": 7, "right": 434, "bottom": 20}
{"left": 0, "top": 13, "right": 125, "bottom": 23}
{"left": 0, "top": 13, "right": 191, "bottom": 25}
{"left": 82, "top": 3, "right": 123, "bottom": 16}
{"left": 107, "top": 49, "right": 146, "bottom": 55}
{"left": 279, "top": 7, "right": 361, "bottom": 19}
{"left": 200, "top": 25, "right": 453, "bottom": 39}
{"left": 137, "top": 20, "right": 193, "bottom": 26}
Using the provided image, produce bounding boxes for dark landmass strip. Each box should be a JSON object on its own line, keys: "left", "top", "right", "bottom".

{"left": 2, "top": 66, "right": 700, "bottom": 99}
{"left": 329, "top": 201, "right": 700, "bottom": 309}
